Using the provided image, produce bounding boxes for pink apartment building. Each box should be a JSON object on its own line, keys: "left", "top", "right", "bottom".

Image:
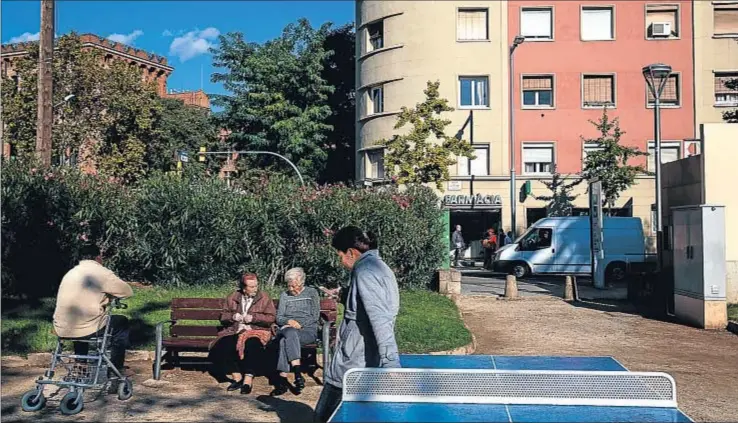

{"left": 508, "top": 0, "right": 695, "bottom": 177}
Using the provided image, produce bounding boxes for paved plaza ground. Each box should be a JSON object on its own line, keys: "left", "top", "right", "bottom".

{"left": 3, "top": 295, "right": 737, "bottom": 422}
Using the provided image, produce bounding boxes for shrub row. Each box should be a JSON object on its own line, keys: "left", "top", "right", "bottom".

{"left": 1, "top": 162, "right": 445, "bottom": 297}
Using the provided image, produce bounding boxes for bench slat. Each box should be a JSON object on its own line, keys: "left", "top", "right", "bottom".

{"left": 172, "top": 309, "right": 222, "bottom": 320}
{"left": 162, "top": 337, "right": 213, "bottom": 349}
{"left": 170, "top": 325, "right": 220, "bottom": 337}
{"left": 172, "top": 298, "right": 223, "bottom": 309}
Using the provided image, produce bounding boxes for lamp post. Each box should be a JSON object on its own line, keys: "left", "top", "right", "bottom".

{"left": 642, "top": 63, "right": 672, "bottom": 276}
{"left": 198, "top": 149, "right": 305, "bottom": 186}
{"left": 53, "top": 94, "right": 75, "bottom": 109}
{"left": 509, "top": 35, "right": 525, "bottom": 238}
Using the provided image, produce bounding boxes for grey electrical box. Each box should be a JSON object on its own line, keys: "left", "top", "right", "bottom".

{"left": 671, "top": 205, "right": 727, "bottom": 329}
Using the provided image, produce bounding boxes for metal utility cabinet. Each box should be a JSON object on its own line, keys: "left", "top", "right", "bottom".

{"left": 671, "top": 205, "right": 728, "bottom": 329}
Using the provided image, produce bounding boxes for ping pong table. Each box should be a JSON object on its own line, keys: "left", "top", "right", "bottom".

{"left": 329, "top": 355, "right": 693, "bottom": 422}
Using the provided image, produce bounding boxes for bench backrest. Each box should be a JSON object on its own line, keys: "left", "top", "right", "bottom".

{"left": 168, "top": 297, "right": 338, "bottom": 338}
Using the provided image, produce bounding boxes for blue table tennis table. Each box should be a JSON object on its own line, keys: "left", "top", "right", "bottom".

{"left": 329, "top": 355, "right": 693, "bottom": 422}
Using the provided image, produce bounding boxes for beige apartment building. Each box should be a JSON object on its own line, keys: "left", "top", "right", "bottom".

{"left": 693, "top": 1, "right": 738, "bottom": 131}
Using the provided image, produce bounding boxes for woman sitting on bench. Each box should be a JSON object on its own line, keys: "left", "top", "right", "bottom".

{"left": 271, "top": 267, "right": 321, "bottom": 396}
{"left": 210, "top": 273, "right": 275, "bottom": 394}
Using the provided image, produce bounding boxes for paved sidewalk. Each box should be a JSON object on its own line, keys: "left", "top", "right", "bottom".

{"left": 460, "top": 269, "right": 627, "bottom": 300}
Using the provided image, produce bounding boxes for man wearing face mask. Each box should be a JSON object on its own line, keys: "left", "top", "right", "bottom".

{"left": 210, "top": 273, "right": 275, "bottom": 395}
{"left": 314, "top": 226, "right": 400, "bottom": 423}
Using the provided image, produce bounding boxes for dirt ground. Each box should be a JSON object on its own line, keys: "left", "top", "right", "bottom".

{"left": 3, "top": 297, "right": 738, "bottom": 422}
{"left": 1, "top": 360, "right": 323, "bottom": 422}
{"left": 457, "top": 296, "right": 738, "bottom": 422}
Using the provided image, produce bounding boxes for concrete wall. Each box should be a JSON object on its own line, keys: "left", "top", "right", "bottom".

{"left": 662, "top": 123, "right": 738, "bottom": 302}
{"left": 693, "top": 1, "right": 738, "bottom": 130}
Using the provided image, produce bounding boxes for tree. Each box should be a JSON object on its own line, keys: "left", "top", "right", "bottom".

{"left": 149, "top": 98, "right": 219, "bottom": 172}
{"left": 1, "top": 33, "right": 163, "bottom": 183}
{"left": 210, "top": 19, "right": 335, "bottom": 181}
{"left": 534, "top": 165, "right": 583, "bottom": 217}
{"left": 382, "top": 81, "right": 474, "bottom": 190}
{"left": 319, "top": 23, "right": 356, "bottom": 184}
{"left": 721, "top": 77, "right": 738, "bottom": 123}
{"left": 581, "top": 109, "right": 648, "bottom": 211}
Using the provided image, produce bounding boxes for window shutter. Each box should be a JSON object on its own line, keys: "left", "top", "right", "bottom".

{"left": 523, "top": 76, "right": 552, "bottom": 90}
{"left": 470, "top": 147, "right": 488, "bottom": 176}
{"left": 524, "top": 146, "right": 553, "bottom": 163}
{"left": 714, "top": 7, "right": 738, "bottom": 34}
{"left": 583, "top": 76, "right": 614, "bottom": 105}
{"left": 648, "top": 75, "right": 678, "bottom": 102}
{"left": 521, "top": 9, "right": 552, "bottom": 37}
{"left": 581, "top": 8, "right": 613, "bottom": 40}
{"left": 458, "top": 9, "right": 488, "bottom": 40}
{"left": 715, "top": 73, "right": 738, "bottom": 94}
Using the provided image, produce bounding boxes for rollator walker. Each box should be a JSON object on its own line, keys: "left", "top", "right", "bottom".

{"left": 20, "top": 297, "right": 133, "bottom": 415}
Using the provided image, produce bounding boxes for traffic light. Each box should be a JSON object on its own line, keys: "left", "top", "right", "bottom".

{"left": 198, "top": 146, "right": 206, "bottom": 162}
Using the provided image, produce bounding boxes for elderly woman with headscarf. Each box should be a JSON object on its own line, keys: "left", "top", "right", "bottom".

{"left": 271, "top": 267, "right": 321, "bottom": 396}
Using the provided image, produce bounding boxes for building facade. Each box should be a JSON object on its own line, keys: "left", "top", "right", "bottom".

{"left": 1, "top": 33, "right": 209, "bottom": 108}
{"left": 694, "top": 1, "right": 738, "bottom": 129}
{"left": 355, "top": 0, "right": 735, "bottom": 260}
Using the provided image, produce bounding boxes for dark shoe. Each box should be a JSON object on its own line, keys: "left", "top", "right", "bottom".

{"left": 270, "top": 377, "right": 290, "bottom": 397}
{"left": 294, "top": 373, "right": 305, "bottom": 393}
{"left": 227, "top": 380, "right": 244, "bottom": 391}
{"left": 240, "top": 384, "right": 252, "bottom": 395}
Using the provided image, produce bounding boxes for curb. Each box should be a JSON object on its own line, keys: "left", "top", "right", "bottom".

{"left": 728, "top": 321, "right": 738, "bottom": 336}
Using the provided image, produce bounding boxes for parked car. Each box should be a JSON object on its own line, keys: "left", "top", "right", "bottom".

{"left": 493, "top": 216, "right": 648, "bottom": 281}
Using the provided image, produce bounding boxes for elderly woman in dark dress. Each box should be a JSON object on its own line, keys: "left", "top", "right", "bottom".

{"left": 271, "top": 267, "right": 321, "bottom": 396}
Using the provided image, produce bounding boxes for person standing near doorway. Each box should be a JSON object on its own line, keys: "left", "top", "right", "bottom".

{"left": 452, "top": 225, "right": 465, "bottom": 267}
{"left": 482, "top": 228, "right": 498, "bottom": 270}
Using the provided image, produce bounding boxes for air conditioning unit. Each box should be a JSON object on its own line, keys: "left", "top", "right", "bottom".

{"left": 651, "top": 22, "right": 672, "bottom": 37}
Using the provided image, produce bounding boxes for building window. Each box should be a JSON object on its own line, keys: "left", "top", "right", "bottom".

{"left": 369, "top": 85, "right": 384, "bottom": 114}
{"left": 522, "top": 75, "right": 554, "bottom": 108}
{"left": 521, "top": 7, "right": 554, "bottom": 40}
{"left": 714, "top": 72, "right": 738, "bottom": 106}
{"left": 646, "top": 4, "right": 679, "bottom": 38}
{"left": 581, "top": 6, "right": 615, "bottom": 41}
{"left": 647, "top": 141, "right": 681, "bottom": 172}
{"left": 368, "top": 22, "right": 384, "bottom": 51}
{"left": 459, "top": 76, "right": 489, "bottom": 108}
{"left": 523, "top": 143, "right": 554, "bottom": 174}
{"left": 714, "top": 4, "right": 738, "bottom": 36}
{"left": 582, "top": 74, "right": 615, "bottom": 108}
{"left": 582, "top": 142, "right": 604, "bottom": 164}
{"left": 647, "top": 73, "right": 680, "bottom": 107}
{"left": 366, "top": 149, "right": 385, "bottom": 180}
{"left": 457, "top": 146, "right": 489, "bottom": 176}
{"left": 457, "top": 8, "right": 488, "bottom": 41}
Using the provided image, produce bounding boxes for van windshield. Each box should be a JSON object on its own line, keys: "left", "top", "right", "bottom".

{"left": 517, "top": 227, "right": 553, "bottom": 250}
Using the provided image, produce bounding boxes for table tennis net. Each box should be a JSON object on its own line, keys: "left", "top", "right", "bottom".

{"left": 342, "top": 369, "right": 677, "bottom": 408}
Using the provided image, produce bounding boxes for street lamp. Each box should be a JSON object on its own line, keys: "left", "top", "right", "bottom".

{"left": 53, "top": 94, "right": 75, "bottom": 109}
{"left": 509, "top": 35, "right": 525, "bottom": 238}
{"left": 642, "top": 63, "right": 672, "bottom": 275}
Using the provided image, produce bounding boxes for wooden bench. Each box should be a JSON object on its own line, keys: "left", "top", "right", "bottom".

{"left": 153, "top": 297, "right": 338, "bottom": 380}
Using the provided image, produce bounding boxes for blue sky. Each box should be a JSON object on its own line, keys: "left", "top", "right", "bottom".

{"left": 1, "top": 1, "right": 354, "bottom": 96}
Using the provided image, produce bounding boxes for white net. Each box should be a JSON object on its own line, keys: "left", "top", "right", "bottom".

{"left": 343, "top": 369, "right": 677, "bottom": 408}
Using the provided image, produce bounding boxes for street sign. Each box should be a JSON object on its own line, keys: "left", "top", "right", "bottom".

{"left": 447, "top": 181, "right": 462, "bottom": 191}
{"left": 589, "top": 180, "right": 605, "bottom": 289}
{"left": 179, "top": 151, "right": 189, "bottom": 163}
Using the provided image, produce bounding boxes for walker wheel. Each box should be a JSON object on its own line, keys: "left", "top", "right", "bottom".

{"left": 117, "top": 378, "right": 133, "bottom": 401}
{"left": 20, "top": 389, "right": 46, "bottom": 412}
{"left": 59, "top": 391, "right": 83, "bottom": 415}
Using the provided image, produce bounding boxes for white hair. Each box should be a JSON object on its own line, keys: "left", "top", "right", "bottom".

{"left": 284, "top": 267, "right": 306, "bottom": 285}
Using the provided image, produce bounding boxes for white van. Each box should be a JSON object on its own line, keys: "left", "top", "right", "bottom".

{"left": 493, "top": 216, "right": 647, "bottom": 281}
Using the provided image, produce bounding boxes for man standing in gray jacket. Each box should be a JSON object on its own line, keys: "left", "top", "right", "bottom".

{"left": 452, "top": 225, "right": 466, "bottom": 267}
{"left": 314, "top": 226, "right": 400, "bottom": 423}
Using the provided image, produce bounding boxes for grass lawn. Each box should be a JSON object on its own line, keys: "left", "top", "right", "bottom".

{"left": 2, "top": 286, "right": 471, "bottom": 356}
{"left": 729, "top": 303, "right": 738, "bottom": 322}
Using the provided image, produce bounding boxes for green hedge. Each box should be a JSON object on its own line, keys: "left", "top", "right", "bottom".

{"left": 1, "top": 162, "right": 445, "bottom": 297}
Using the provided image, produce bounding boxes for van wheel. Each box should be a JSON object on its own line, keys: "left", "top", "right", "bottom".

{"left": 511, "top": 263, "right": 529, "bottom": 279}
{"left": 606, "top": 262, "right": 627, "bottom": 282}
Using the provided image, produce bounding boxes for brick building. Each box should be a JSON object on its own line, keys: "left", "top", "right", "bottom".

{"left": 0, "top": 33, "right": 209, "bottom": 108}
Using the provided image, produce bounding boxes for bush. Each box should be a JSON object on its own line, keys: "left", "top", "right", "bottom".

{"left": 1, "top": 162, "right": 445, "bottom": 297}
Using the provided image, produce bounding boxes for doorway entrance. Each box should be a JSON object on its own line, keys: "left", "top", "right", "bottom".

{"left": 449, "top": 209, "right": 502, "bottom": 264}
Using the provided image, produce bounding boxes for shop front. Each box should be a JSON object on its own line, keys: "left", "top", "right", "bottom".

{"left": 443, "top": 193, "right": 503, "bottom": 264}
